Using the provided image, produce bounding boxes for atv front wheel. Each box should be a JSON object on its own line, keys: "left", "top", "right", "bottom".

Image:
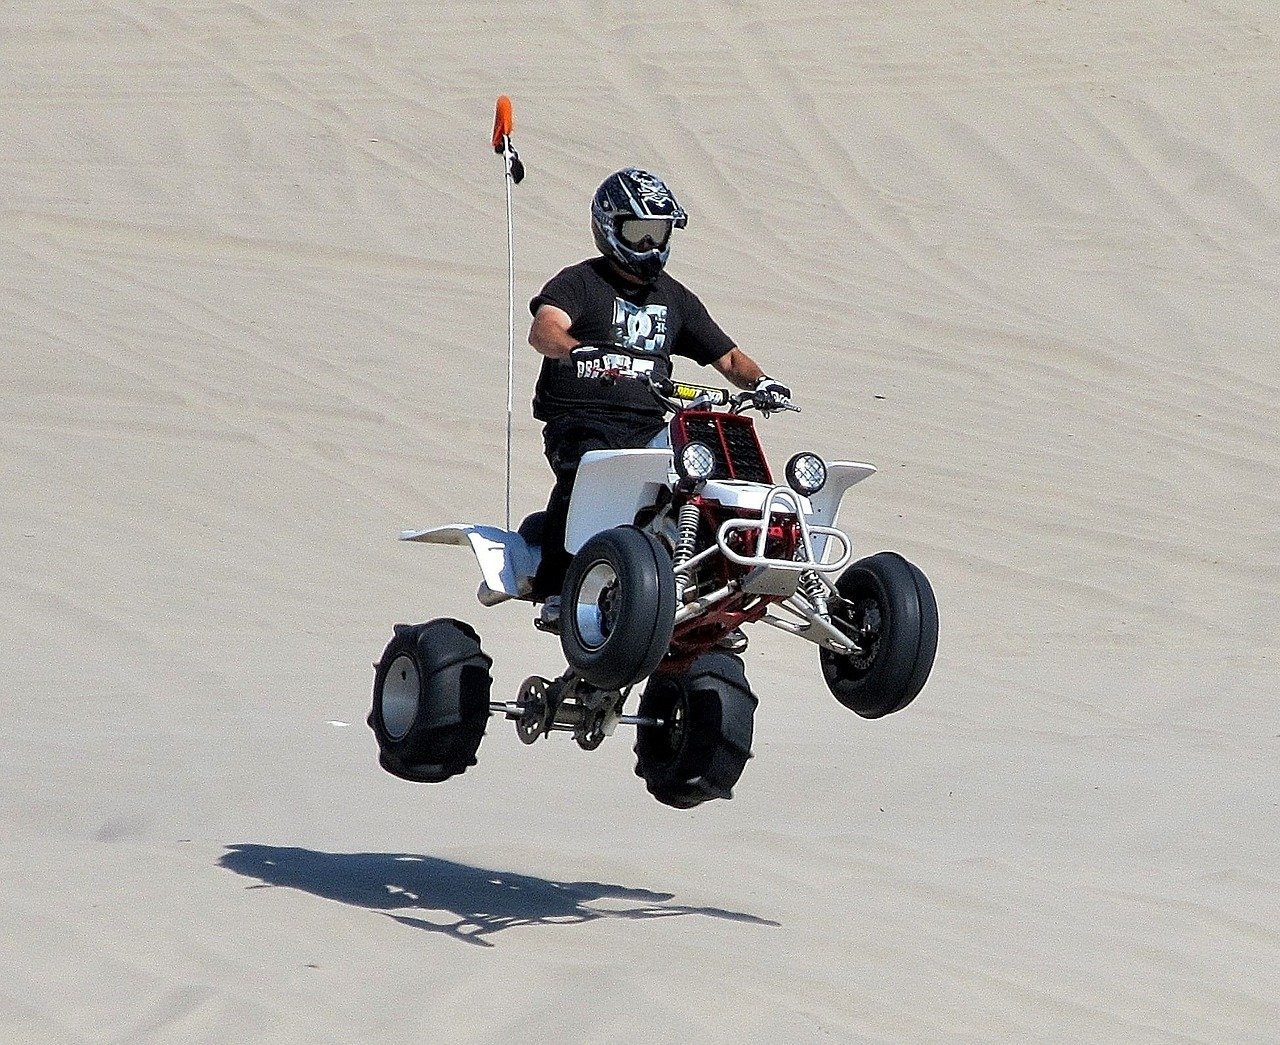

{"left": 369, "top": 618, "right": 492, "bottom": 782}
{"left": 634, "top": 653, "right": 757, "bottom": 809}
{"left": 560, "top": 526, "right": 676, "bottom": 691}
{"left": 820, "top": 551, "right": 938, "bottom": 718}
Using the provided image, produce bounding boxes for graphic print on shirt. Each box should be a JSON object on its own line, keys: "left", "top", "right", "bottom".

{"left": 611, "top": 298, "right": 668, "bottom": 357}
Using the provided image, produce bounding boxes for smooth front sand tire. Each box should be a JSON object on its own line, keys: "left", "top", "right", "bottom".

{"left": 820, "top": 551, "right": 938, "bottom": 719}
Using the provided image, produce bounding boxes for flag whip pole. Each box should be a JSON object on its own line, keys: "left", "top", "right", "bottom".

{"left": 491, "top": 95, "right": 524, "bottom": 532}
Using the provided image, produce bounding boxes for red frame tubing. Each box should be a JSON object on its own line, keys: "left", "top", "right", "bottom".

{"left": 666, "top": 499, "right": 802, "bottom": 665}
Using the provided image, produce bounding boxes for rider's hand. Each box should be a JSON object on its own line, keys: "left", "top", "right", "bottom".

{"left": 570, "top": 344, "right": 639, "bottom": 380}
{"left": 753, "top": 376, "right": 794, "bottom": 411}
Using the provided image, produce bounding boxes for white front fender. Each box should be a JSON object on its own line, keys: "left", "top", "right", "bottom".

{"left": 806, "top": 461, "right": 876, "bottom": 561}
{"left": 564, "top": 448, "right": 673, "bottom": 554}
{"left": 806, "top": 461, "right": 877, "bottom": 529}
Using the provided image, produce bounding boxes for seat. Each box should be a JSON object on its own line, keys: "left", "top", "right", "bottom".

{"left": 517, "top": 510, "right": 545, "bottom": 550}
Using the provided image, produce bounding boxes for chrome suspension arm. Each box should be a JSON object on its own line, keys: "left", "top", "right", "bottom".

{"left": 762, "top": 595, "right": 857, "bottom": 653}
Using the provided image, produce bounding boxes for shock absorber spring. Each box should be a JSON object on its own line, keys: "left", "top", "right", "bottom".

{"left": 672, "top": 501, "right": 701, "bottom": 601}
{"left": 800, "top": 571, "right": 830, "bottom": 620}
{"left": 794, "top": 539, "right": 830, "bottom": 620}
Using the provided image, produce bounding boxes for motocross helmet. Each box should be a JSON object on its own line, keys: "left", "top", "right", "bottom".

{"left": 591, "top": 168, "right": 688, "bottom": 283}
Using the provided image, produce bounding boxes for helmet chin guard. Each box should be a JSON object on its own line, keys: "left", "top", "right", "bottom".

{"left": 591, "top": 168, "right": 688, "bottom": 283}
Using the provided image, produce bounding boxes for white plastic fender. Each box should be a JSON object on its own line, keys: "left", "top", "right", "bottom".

{"left": 564, "top": 448, "right": 673, "bottom": 554}
{"left": 697, "top": 479, "right": 813, "bottom": 514}
{"left": 805, "top": 461, "right": 877, "bottom": 560}
{"left": 400, "top": 524, "right": 538, "bottom": 605}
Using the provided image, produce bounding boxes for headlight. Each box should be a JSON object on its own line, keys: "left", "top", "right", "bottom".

{"left": 677, "top": 440, "right": 717, "bottom": 482}
{"left": 786, "top": 452, "right": 827, "bottom": 495}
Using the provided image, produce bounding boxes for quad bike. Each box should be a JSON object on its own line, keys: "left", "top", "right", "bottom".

{"left": 369, "top": 371, "right": 938, "bottom": 808}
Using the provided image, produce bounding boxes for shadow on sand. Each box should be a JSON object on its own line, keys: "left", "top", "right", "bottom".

{"left": 220, "top": 843, "right": 779, "bottom": 947}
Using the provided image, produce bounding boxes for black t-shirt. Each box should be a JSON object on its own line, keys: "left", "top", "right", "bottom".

{"left": 530, "top": 257, "right": 736, "bottom": 424}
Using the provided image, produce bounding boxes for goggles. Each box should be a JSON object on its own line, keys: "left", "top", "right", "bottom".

{"left": 617, "top": 217, "right": 673, "bottom": 250}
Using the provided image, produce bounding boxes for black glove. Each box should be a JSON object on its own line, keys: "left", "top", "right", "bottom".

{"left": 753, "top": 376, "right": 794, "bottom": 410}
{"left": 570, "top": 345, "right": 640, "bottom": 380}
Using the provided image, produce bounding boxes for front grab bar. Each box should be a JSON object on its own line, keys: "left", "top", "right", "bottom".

{"left": 716, "top": 487, "right": 853, "bottom": 574}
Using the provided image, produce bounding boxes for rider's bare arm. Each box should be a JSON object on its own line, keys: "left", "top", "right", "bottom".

{"left": 710, "top": 347, "right": 767, "bottom": 390}
{"left": 529, "top": 305, "right": 579, "bottom": 360}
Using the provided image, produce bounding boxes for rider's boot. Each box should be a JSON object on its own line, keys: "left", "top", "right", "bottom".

{"left": 534, "top": 595, "right": 562, "bottom": 635}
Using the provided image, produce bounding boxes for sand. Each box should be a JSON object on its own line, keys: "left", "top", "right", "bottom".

{"left": 2, "top": 1, "right": 1278, "bottom": 1041}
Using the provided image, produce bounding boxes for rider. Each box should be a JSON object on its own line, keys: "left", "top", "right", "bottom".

{"left": 528, "top": 167, "right": 792, "bottom": 629}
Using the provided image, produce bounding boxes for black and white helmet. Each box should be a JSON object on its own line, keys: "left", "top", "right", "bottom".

{"left": 591, "top": 168, "right": 688, "bottom": 283}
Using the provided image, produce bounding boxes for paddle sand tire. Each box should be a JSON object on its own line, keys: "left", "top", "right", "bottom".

{"left": 820, "top": 551, "right": 938, "bottom": 719}
{"left": 560, "top": 526, "right": 676, "bottom": 691}
{"left": 634, "top": 653, "right": 757, "bottom": 809}
{"left": 369, "top": 618, "right": 492, "bottom": 782}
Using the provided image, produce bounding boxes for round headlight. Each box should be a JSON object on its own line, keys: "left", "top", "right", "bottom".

{"left": 677, "top": 440, "right": 717, "bottom": 482}
{"left": 786, "top": 452, "right": 827, "bottom": 495}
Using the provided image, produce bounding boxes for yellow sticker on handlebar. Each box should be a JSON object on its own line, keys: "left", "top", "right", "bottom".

{"left": 672, "top": 382, "right": 730, "bottom": 405}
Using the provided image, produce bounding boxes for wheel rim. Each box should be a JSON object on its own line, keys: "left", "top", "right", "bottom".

{"left": 849, "top": 597, "right": 883, "bottom": 670}
{"left": 381, "top": 654, "right": 420, "bottom": 740}
{"left": 639, "top": 682, "right": 689, "bottom": 767}
{"left": 573, "top": 559, "right": 620, "bottom": 651}
{"left": 831, "top": 594, "right": 885, "bottom": 679}
{"left": 664, "top": 694, "right": 687, "bottom": 759}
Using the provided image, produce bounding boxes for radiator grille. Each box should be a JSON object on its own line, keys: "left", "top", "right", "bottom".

{"left": 680, "top": 414, "right": 771, "bottom": 483}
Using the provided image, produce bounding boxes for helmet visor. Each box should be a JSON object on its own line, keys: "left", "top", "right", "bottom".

{"left": 617, "top": 217, "right": 673, "bottom": 250}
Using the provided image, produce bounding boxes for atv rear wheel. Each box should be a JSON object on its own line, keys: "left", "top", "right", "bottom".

{"left": 560, "top": 526, "right": 676, "bottom": 691}
{"left": 634, "top": 653, "right": 757, "bottom": 809}
{"left": 369, "top": 618, "right": 492, "bottom": 782}
{"left": 820, "top": 551, "right": 938, "bottom": 718}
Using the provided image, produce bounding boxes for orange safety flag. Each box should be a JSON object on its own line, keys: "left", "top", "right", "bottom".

{"left": 492, "top": 95, "right": 513, "bottom": 152}
{"left": 491, "top": 95, "right": 524, "bottom": 183}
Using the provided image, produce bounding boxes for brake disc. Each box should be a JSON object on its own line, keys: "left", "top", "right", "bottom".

{"left": 574, "top": 688, "right": 625, "bottom": 751}
{"left": 575, "top": 720, "right": 607, "bottom": 751}
{"left": 515, "top": 675, "right": 554, "bottom": 744}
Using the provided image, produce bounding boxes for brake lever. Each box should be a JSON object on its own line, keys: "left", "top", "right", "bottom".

{"left": 749, "top": 393, "right": 800, "bottom": 417}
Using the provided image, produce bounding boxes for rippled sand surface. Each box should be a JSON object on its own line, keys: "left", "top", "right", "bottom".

{"left": 3, "top": 2, "right": 1277, "bottom": 1041}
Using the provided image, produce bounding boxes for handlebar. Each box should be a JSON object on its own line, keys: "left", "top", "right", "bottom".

{"left": 598, "top": 368, "right": 799, "bottom": 417}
